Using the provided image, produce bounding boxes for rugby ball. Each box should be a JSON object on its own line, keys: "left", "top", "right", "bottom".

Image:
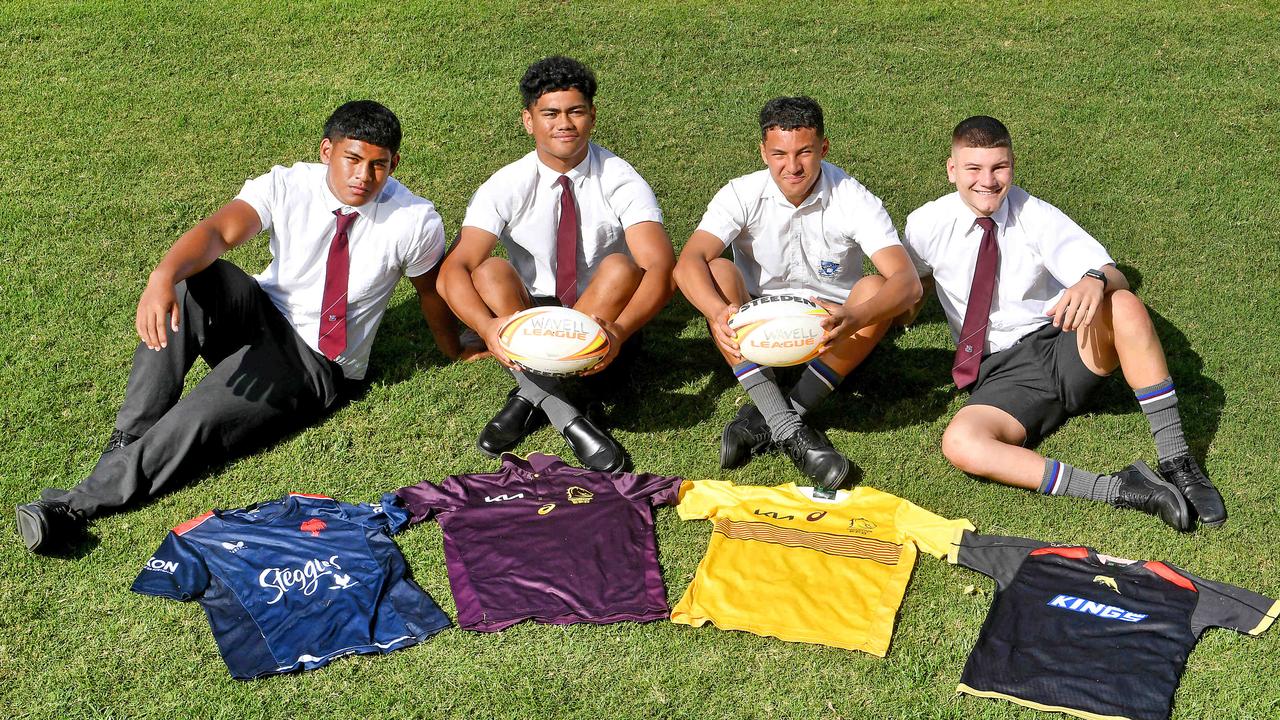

{"left": 729, "top": 295, "right": 830, "bottom": 367}
{"left": 498, "top": 306, "right": 610, "bottom": 376}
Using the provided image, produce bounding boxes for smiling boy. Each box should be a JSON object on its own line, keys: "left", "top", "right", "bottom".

{"left": 439, "top": 56, "right": 674, "bottom": 472}
{"left": 903, "top": 115, "right": 1225, "bottom": 531}
{"left": 16, "top": 101, "right": 466, "bottom": 554}
{"left": 674, "top": 97, "right": 921, "bottom": 490}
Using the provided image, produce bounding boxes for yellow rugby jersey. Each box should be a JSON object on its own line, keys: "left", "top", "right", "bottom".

{"left": 671, "top": 480, "right": 973, "bottom": 655}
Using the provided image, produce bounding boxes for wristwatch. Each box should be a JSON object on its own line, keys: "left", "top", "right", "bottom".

{"left": 1083, "top": 268, "right": 1107, "bottom": 291}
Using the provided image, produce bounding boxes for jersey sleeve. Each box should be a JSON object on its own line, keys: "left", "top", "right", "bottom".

{"left": 893, "top": 499, "right": 974, "bottom": 560}
{"left": 675, "top": 479, "right": 738, "bottom": 520}
{"left": 130, "top": 532, "right": 210, "bottom": 602}
{"left": 950, "top": 531, "right": 1051, "bottom": 591}
{"left": 695, "top": 182, "right": 748, "bottom": 248}
{"left": 335, "top": 493, "right": 413, "bottom": 535}
{"left": 233, "top": 165, "right": 283, "bottom": 232}
{"left": 395, "top": 476, "right": 469, "bottom": 525}
{"left": 1185, "top": 568, "right": 1280, "bottom": 638}
{"left": 404, "top": 205, "right": 447, "bottom": 278}
{"left": 612, "top": 472, "right": 686, "bottom": 508}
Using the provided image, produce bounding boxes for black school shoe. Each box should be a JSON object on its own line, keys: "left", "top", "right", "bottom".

{"left": 720, "top": 404, "right": 773, "bottom": 470}
{"left": 477, "top": 388, "right": 548, "bottom": 457}
{"left": 562, "top": 416, "right": 626, "bottom": 473}
{"left": 15, "top": 499, "right": 87, "bottom": 554}
{"left": 1111, "top": 460, "right": 1192, "bottom": 532}
{"left": 1158, "top": 455, "right": 1227, "bottom": 527}
{"left": 780, "top": 426, "right": 851, "bottom": 491}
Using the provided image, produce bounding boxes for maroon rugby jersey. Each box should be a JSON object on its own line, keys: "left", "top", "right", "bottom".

{"left": 396, "top": 453, "right": 682, "bottom": 631}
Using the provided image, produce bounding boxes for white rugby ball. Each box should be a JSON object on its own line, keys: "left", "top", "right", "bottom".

{"left": 498, "top": 307, "right": 610, "bottom": 376}
{"left": 729, "top": 295, "right": 830, "bottom": 367}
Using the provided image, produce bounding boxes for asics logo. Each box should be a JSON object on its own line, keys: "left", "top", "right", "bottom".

{"left": 1047, "top": 594, "right": 1146, "bottom": 623}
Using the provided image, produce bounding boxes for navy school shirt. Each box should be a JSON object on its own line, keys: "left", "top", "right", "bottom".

{"left": 131, "top": 492, "right": 450, "bottom": 680}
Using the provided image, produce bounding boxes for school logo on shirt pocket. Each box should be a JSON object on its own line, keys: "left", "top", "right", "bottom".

{"left": 817, "top": 260, "right": 841, "bottom": 278}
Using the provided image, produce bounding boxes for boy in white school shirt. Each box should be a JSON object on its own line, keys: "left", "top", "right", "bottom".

{"left": 674, "top": 96, "right": 922, "bottom": 490}
{"left": 902, "top": 115, "right": 1225, "bottom": 532}
{"left": 16, "top": 101, "right": 467, "bottom": 554}
{"left": 439, "top": 56, "right": 675, "bottom": 473}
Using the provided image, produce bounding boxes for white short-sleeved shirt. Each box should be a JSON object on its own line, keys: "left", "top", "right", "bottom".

{"left": 903, "top": 186, "right": 1115, "bottom": 354}
{"left": 694, "top": 162, "right": 902, "bottom": 303}
{"left": 236, "top": 162, "right": 446, "bottom": 380}
{"left": 462, "top": 143, "right": 664, "bottom": 298}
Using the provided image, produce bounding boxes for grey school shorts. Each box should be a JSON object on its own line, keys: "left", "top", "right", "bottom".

{"left": 966, "top": 323, "right": 1109, "bottom": 446}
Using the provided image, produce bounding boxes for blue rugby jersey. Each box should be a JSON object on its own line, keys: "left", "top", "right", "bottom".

{"left": 131, "top": 493, "right": 450, "bottom": 679}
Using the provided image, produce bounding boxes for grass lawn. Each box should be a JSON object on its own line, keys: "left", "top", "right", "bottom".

{"left": 2, "top": 1, "right": 1278, "bottom": 718}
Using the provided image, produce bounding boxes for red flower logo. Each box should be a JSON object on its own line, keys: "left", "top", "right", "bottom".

{"left": 300, "top": 518, "right": 327, "bottom": 537}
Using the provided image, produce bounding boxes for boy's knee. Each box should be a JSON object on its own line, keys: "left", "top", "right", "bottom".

{"left": 941, "top": 424, "right": 983, "bottom": 475}
{"left": 596, "top": 252, "right": 642, "bottom": 280}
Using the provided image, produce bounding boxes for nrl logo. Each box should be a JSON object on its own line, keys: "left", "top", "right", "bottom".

{"left": 1092, "top": 575, "right": 1121, "bottom": 594}
{"left": 848, "top": 517, "right": 876, "bottom": 534}
{"left": 566, "top": 486, "right": 594, "bottom": 505}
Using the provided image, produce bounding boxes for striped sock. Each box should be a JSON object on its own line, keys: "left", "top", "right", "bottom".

{"left": 787, "top": 359, "right": 845, "bottom": 416}
{"left": 733, "top": 361, "right": 801, "bottom": 441}
{"left": 1134, "top": 377, "right": 1189, "bottom": 461}
{"left": 1040, "top": 459, "right": 1120, "bottom": 503}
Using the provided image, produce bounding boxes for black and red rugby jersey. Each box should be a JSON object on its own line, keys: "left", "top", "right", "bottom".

{"left": 952, "top": 531, "right": 1277, "bottom": 720}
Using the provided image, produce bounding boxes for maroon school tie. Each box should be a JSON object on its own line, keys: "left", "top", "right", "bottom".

{"left": 952, "top": 216, "right": 999, "bottom": 389}
{"left": 554, "top": 175, "right": 579, "bottom": 306}
{"left": 318, "top": 209, "right": 358, "bottom": 360}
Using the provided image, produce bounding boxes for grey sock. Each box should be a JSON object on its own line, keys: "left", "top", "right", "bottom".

{"left": 1040, "top": 459, "right": 1120, "bottom": 503}
{"left": 734, "top": 361, "right": 801, "bottom": 441}
{"left": 1135, "top": 377, "right": 1189, "bottom": 461}
{"left": 788, "top": 359, "right": 845, "bottom": 416}
{"left": 513, "top": 371, "right": 580, "bottom": 432}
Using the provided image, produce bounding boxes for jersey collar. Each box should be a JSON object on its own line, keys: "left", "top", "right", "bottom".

{"left": 500, "top": 452, "right": 577, "bottom": 477}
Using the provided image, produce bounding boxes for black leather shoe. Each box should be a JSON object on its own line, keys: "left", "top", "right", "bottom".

{"left": 562, "top": 416, "right": 626, "bottom": 473}
{"left": 720, "top": 404, "right": 773, "bottom": 470}
{"left": 780, "top": 426, "right": 851, "bottom": 491}
{"left": 477, "top": 389, "right": 547, "bottom": 457}
{"left": 1158, "top": 455, "right": 1227, "bottom": 527}
{"left": 1112, "top": 460, "right": 1192, "bottom": 532}
{"left": 103, "top": 429, "right": 141, "bottom": 454}
{"left": 15, "top": 499, "right": 87, "bottom": 554}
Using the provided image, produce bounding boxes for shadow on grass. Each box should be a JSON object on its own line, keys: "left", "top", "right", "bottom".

{"left": 575, "top": 296, "right": 738, "bottom": 433}
{"left": 365, "top": 292, "right": 465, "bottom": 385}
{"left": 1070, "top": 265, "right": 1224, "bottom": 457}
{"left": 818, "top": 296, "right": 956, "bottom": 433}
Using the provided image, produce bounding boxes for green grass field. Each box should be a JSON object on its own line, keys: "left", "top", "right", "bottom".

{"left": 2, "top": 1, "right": 1278, "bottom": 718}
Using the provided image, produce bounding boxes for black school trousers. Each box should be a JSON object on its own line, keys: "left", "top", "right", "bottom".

{"left": 52, "top": 260, "right": 346, "bottom": 519}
